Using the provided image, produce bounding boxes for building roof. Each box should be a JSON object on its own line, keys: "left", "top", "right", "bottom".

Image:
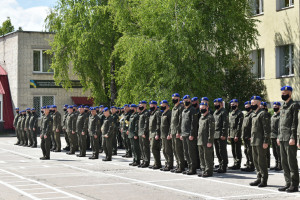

{"left": 0, "top": 30, "right": 54, "bottom": 39}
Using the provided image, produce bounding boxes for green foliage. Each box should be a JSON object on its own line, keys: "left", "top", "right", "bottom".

{"left": 0, "top": 17, "right": 15, "bottom": 35}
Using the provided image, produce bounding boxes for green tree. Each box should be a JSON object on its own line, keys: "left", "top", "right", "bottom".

{"left": 45, "top": 0, "right": 120, "bottom": 104}
{"left": 0, "top": 17, "right": 15, "bottom": 35}
{"left": 110, "top": 0, "right": 266, "bottom": 106}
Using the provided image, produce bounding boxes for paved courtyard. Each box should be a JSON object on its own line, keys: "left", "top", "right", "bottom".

{"left": 0, "top": 136, "right": 299, "bottom": 200}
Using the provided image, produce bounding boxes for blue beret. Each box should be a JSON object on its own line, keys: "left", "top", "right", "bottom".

{"left": 21, "top": 110, "right": 26, "bottom": 113}
{"left": 46, "top": 105, "right": 51, "bottom": 109}
{"left": 110, "top": 106, "right": 116, "bottom": 109}
{"left": 273, "top": 102, "right": 281, "bottom": 106}
{"left": 67, "top": 105, "right": 73, "bottom": 109}
{"left": 73, "top": 104, "right": 77, "bottom": 108}
{"left": 26, "top": 108, "right": 31, "bottom": 110}
{"left": 64, "top": 104, "right": 68, "bottom": 107}
{"left": 201, "top": 97, "right": 209, "bottom": 101}
{"left": 51, "top": 105, "right": 57, "bottom": 108}
{"left": 191, "top": 97, "right": 198, "bottom": 102}
{"left": 89, "top": 107, "right": 96, "bottom": 110}
{"left": 130, "top": 104, "right": 138, "bottom": 108}
{"left": 214, "top": 98, "right": 223, "bottom": 103}
{"left": 103, "top": 107, "right": 109, "bottom": 112}
{"left": 180, "top": 101, "right": 183, "bottom": 104}
{"left": 78, "top": 105, "right": 83, "bottom": 108}
{"left": 31, "top": 108, "right": 35, "bottom": 111}
{"left": 250, "top": 96, "right": 262, "bottom": 101}
{"left": 230, "top": 99, "right": 238, "bottom": 103}
{"left": 182, "top": 95, "right": 190, "bottom": 100}
{"left": 139, "top": 100, "right": 147, "bottom": 104}
{"left": 149, "top": 100, "right": 157, "bottom": 105}
{"left": 244, "top": 101, "right": 251, "bottom": 105}
{"left": 42, "top": 106, "right": 46, "bottom": 109}
{"left": 15, "top": 107, "right": 19, "bottom": 110}
{"left": 123, "top": 104, "right": 129, "bottom": 107}
{"left": 200, "top": 102, "right": 208, "bottom": 106}
{"left": 161, "top": 100, "right": 168, "bottom": 104}
{"left": 281, "top": 85, "right": 293, "bottom": 91}
{"left": 261, "top": 102, "right": 267, "bottom": 106}
{"left": 84, "top": 106, "right": 89, "bottom": 108}
{"left": 99, "top": 105, "right": 104, "bottom": 108}
{"left": 172, "top": 93, "right": 180, "bottom": 98}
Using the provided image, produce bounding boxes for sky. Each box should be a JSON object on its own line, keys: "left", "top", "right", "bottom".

{"left": 0, "top": 0, "right": 57, "bottom": 31}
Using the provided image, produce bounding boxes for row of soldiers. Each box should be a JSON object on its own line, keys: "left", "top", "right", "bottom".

{"left": 13, "top": 85, "right": 300, "bottom": 193}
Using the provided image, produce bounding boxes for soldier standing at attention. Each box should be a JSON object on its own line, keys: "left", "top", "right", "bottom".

{"left": 29, "top": 108, "right": 38, "bottom": 148}
{"left": 261, "top": 102, "right": 271, "bottom": 168}
{"left": 181, "top": 95, "right": 198, "bottom": 175}
{"left": 241, "top": 101, "right": 255, "bottom": 172}
{"left": 110, "top": 106, "right": 119, "bottom": 155}
{"left": 76, "top": 105, "right": 89, "bottom": 157}
{"left": 40, "top": 106, "right": 53, "bottom": 160}
{"left": 160, "top": 100, "right": 173, "bottom": 171}
{"left": 62, "top": 105, "right": 70, "bottom": 151}
{"left": 213, "top": 98, "right": 229, "bottom": 173}
{"left": 278, "top": 86, "right": 299, "bottom": 193}
{"left": 138, "top": 101, "right": 150, "bottom": 168}
{"left": 170, "top": 93, "right": 185, "bottom": 173}
{"left": 66, "top": 106, "right": 77, "bottom": 155}
{"left": 13, "top": 108, "right": 20, "bottom": 145}
{"left": 249, "top": 96, "right": 270, "bottom": 187}
{"left": 25, "top": 108, "right": 32, "bottom": 147}
{"left": 17, "top": 110, "right": 24, "bottom": 146}
{"left": 98, "top": 105, "right": 105, "bottom": 153}
{"left": 127, "top": 104, "right": 141, "bottom": 166}
{"left": 228, "top": 99, "right": 243, "bottom": 170}
{"left": 88, "top": 107, "right": 101, "bottom": 159}
{"left": 197, "top": 102, "right": 215, "bottom": 177}
{"left": 84, "top": 106, "right": 91, "bottom": 150}
{"left": 73, "top": 105, "right": 79, "bottom": 151}
{"left": 102, "top": 107, "right": 114, "bottom": 161}
{"left": 121, "top": 104, "right": 132, "bottom": 158}
{"left": 52, "top": 105, "right": 62, "bottom": 152}
{"left": 270, "top": 102, "right": 281, "bottom": 171}
{"left": 20, "top": 110, "right": 28, "bottom": 146}
{"left": 149, "top": 100, "right": 162, "bottom": 169}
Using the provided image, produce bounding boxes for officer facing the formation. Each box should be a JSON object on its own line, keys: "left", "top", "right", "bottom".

{"left": 270, "top": 102, "right": 281, "bottom": 171}
{"left": 213, "top": 98, "right": 229, "bottom": 173}
{"left": 88, "top": 107, "right": 100, "bottom": 159}
{"left": 40, "top": 106, "right": 53, "bottom": 160}
{"left": 160, "top": 100, "right": 173, "bottom": 171}
{"left": 241, "top": 101, "right": 254, "bottom": 172}
{"left": 170, "top": 93, "right": 185, "bottom": 173}
{"left": 128, "top": 104, "right": 141, "bottom": 166}
{"left": 13, "top": 108, "right": 20, "bottom": 145}
{"left": 181, "top": 95, "right": 198, "bottom": 175}
{"left": 51, "top": 105, "right": 62, "bottom": 152}
{"left": 120, "top": 104, "right": 132, "bottom": 158}
{"left": 249, "top": 96, "right": 270, "bottom": 187}
{"left": 149, "top": 100, "right": 162, "bottom": 169}
{"left": 138, "top": 101, "right": 150, "bottom": 168}
{"left": 29, "top": 108, "right": 38, "bottom": 148}
{"left": 66, "top": 106, "right": 77, "bottom": 155}
{"left": 110, "top": 106, "right": 119, "bottom": 155}
{"left": 102, "top": 107, "right": 114, "bottom": 161}
{"left": 228, "top": 99, "right": 243, "bottom": 170}
{"left": 197, "top": 102, "right": 215, "bottom": 177}
{"left": 278, "top": 86, "right": 299, "bottom": 192}
{"left": 76, "top": 105, "right": 89, "bottom": 157}
{"left": 62, "top": 105, "right": 70, "bottom": 151}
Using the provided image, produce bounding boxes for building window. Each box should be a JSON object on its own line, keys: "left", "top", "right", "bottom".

{"left": 250, "top": 0, "right": 264, "bottom": 15}
{"left": 277, "top": 0, "right": 294, "bottom": 10}
{"left": 33, "top": 50, "right": 53, "bottom": 73}
{"left": 250, "top": 49, "right": 265, "bottom": 79}
{"left": 276, "top": 44, "right": 294, "bottom": 77}
{"left": 0, "top": 94, "right": 2, "bottom": 121}
{"left": 33, "top": 96, "right": 55, "bottom": 117}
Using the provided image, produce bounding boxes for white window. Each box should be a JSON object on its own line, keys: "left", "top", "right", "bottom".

{"left": 0, "top": 94, "right": 3, "bottom": 121}
{"left": 33, "top": 50, "right": 53, "bottom": 73}
{"left": 250, "top": 0, "right": 264, "bottom": 15}
{"left": 277, "top": 0, "right": 294, "bottom": 10}
{"left": 250, "top": 49, "right": 265, "bottom": 79}
{"left": 33, "top": 96, "right": 55, "bottom": 117}
{"left": 276, "top": 44, "right": 294, "bottom": 77}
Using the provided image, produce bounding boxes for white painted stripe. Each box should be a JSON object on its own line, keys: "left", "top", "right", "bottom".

{"left": 41, "top": 197, "right": 69, "bottom": 200}
{"left": 0, "top": 180, "right": 40, "bottom": 200}
{"left": 14, "top": 184, "right": 40, "bottom": 187}
{"left": 0, "top": 161, "right": 7, "bottom": 163}
{"left": 6, "top": 180, "right": 28, "bottom": 184}
{"left": 0, "top": 168, "right": 86, "bottom": 200}
{"left": 23, "top": 188, "right": 47, "bottom": 191}
{"left": 0, "top": 148, "right": 37, "bottom": 159}
{"left": 62, "top": 164, "right": 221, "bottom": 200}
{"left": 31, "top": 191, "right": 60, "bottom": 195}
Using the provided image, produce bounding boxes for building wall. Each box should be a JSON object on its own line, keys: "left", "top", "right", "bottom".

{"left": 0, "top": 33, "right": 19, "bottom": 108}
{"left": 0, "top": 31, "right": 91, "bottom": 114}
{"left": 253, "top": 1, "right": 300, "bottom": 102}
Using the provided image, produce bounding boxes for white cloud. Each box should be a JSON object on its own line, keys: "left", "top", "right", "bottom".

{"left": 0, "top": 0, "right": 51, "bottom": 31}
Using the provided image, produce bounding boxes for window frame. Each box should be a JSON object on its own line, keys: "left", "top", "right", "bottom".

{"left": 250, "top": 0, "right": 264, "bottom": 16}
{"left": 276, "top": 0, "right": 294, "bottom": 11}
{"left": 33, "top": 95, "right": 55, "bottom": 118}
{"left": 33, "top": 49, "right": 54, "bottom": 74}
{"left": 276, "top": 44, "right": 294, "bottom": 78}
{"left": 250, "top": 49, "right": 265, "bottom": 79}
